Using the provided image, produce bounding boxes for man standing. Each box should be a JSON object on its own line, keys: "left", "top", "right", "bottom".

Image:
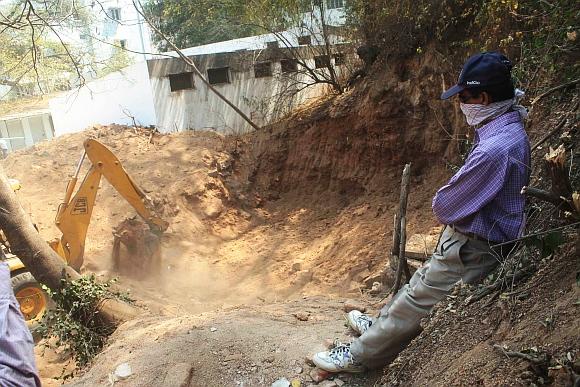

{"left": 0, "top": 258, "right": 42, "bottom": 386}
{"left": 312, "top": 52, "right": 530, "bottom": 372}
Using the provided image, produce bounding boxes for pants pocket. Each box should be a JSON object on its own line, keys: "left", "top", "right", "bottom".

{"left": 458, "top": 240, "right": 500, "bottom": 284}
{"left": 441, "top": 231, "right": 469, "bottom": 273}
{"left": 441, "top": 239, "right": 459, "bottom": 254}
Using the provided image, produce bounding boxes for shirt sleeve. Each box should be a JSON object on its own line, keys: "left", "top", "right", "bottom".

{"left": 0, "top": 263, "right": 41, "bottom": 387}
{"left": 432, "top": 149, "right": 507, "bottom": 225}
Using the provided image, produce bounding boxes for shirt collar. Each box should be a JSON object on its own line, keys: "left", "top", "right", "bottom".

{"left": 475, "top": 111, "right": 521, "bottom": 141}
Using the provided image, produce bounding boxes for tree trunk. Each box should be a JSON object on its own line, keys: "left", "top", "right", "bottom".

{"left": 0, "top": 167, "right": 139, "bottom": 326}
{"left": 523, "top": 145, "right": 579, "bottom": 221}
{"left": 544, "top": 145, "right": 573, "bottom": 199}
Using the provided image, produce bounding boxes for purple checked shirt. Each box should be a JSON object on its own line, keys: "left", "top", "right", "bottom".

{"left": 432, "top": 111, "right": 530, "bottom": 243}
{"left": 0, "top": 263, "right": 41, "bottom": 387}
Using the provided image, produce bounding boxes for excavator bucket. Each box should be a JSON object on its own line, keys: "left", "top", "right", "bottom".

{"left": 112, "top": 217, "right": 162, "bottom": 278}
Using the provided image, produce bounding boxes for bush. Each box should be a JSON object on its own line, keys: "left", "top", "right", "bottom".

{"left": 345, "top": 0, "right": 578, "bottom": 90}
{"left": 36, "top": 276, "right": 133, "bottom": 379}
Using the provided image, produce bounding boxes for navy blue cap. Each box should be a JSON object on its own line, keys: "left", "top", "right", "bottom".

{"left": 441, "top": 52, "right": 513, "bottom": 99}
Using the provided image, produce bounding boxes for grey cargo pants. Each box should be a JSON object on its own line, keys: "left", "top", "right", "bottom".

{"left": 350, "top": 226, "right": 502, "bottom": 369}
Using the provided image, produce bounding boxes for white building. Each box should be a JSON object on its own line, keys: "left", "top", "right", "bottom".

{"left": 0, "top": 110, "right": 54, "bottom": 152}
{"left": 148, "top": 33, "right": 353, "bottom": 133}
{"left": 47, "top": 1, "right": 354, "bottom": 135}
{"left": 83, "top": 0, "right": 154, "bottom": 63}
{"left": 49, "top": 62, "right": 156, "bottom": 136}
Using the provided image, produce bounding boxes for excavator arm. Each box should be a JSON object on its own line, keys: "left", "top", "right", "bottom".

{"left": 50, "top": 139, "right": 168, "bottom": 271}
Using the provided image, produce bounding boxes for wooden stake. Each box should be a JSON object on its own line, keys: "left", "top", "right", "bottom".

{"left": 392, "top": 163, "right": 411, "bottom": 295}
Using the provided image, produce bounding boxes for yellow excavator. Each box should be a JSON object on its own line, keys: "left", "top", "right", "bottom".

{"left": 0, "top": 138, "right": 168, "bottom": 326}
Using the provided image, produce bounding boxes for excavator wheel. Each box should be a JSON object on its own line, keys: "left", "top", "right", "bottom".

{"left": 11, "top": 272, "right": 49, "bottom": 329}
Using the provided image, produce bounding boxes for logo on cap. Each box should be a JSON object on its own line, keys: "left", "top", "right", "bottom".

{"left": 466, "top": 80, "right": 481, "bottom": 85}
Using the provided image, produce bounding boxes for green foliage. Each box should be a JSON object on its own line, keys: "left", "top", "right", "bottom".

{"left": 345, "top": 0, "right": 481, "bottom": 57}
{"left": 526, "top": 231, "right": 566, "bottom": 258}
{"left": 242, "top": 0, "right": 317, "bottom": 32}
{"left": 143, "top": 0, "right": 260, "bottom": 50}
{"left": 143, "top": 0, "right": 335, "bottom": 49}
{"left": 95, "top": 46, "right": 133, "bottom": 78}
{"left": 345, "top": 0, "right": 577, "bottom": 70}
{"left": 37, "top": 275, "right": 133, "bottom": 378}
{"left": 0, "top": 0, "right": 131, "bottom": 97}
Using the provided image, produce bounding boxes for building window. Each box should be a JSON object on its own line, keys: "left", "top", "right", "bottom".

{"left": 314, "top": 55, "right": 330, "bottom": 69}
{"left": 266, "top": 41, "right": 279, "bottom": 49}
{"left": 334, "top": 53, "right": 345, "bottom": 66}
{"left": 169, "top": 72, "right": 194, "bottom": 92}
{"left": 281, "top": 59, "right": 298, "bottom": 73}
{"left": 297, "top": 35, "right": 312, "bottom": 45}
{"left": 254, "top": 62, "right": 272, "bottom": 78}
{"left": 326, "top": 0, "right": 344, "bottom": 9}
{"left": 108, "top": 7, "right": 121, "bottom": 21}
{"left": 207, "top": 67, "right": 230, "bottom": 84}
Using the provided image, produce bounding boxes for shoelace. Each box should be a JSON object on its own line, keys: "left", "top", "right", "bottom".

{"left": 329, "top": 340, "right": 362, "bottom": 367}
{"left": 358, "top": 315, "right": 372, "bottom": 328}
{"left": 329, "top": 342, "right": 351, "bottom": 358}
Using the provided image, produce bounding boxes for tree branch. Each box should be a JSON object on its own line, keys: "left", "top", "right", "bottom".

{"left": 522, "top": 186, "right": 578, "bottom": 218}
{"left": 491, "top": 222, "right": 580, "bottom": 248}
{"left": 492, "top": 345, "right": 548, "bottom": 365}
{"left": 531, "top": 78, "right": 579, "bottom": 105}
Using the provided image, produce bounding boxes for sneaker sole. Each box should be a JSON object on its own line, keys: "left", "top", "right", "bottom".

{"left": 312, "top": 354, "right": 366, "bottom": 374}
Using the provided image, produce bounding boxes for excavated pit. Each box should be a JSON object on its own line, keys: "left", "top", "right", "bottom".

{"left": 3, "top": 48, "right": 576, "bottom": 386}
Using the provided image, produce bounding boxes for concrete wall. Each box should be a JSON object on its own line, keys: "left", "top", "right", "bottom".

{"left": 148, "top": 47, "right": 352, "bottom": 134}
{"left": 0, "top": 111, "right": 54, "bottom": 152}
{"left": 49, "top": 61, "right": 156, "bottom": 136}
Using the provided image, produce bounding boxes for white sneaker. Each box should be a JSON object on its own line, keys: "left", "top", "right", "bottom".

{"left": 346, "top": 310, "right": 375, "bottom": 335}
{"left": 312, "top": 342, "right": 365, "bottom": 373}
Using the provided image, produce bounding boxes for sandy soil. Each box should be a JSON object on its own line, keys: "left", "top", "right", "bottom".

{"left": 66, "top": 296, "right": 385, "bottom": 387}
{"left": 382, "top": 243, "right": 579, "bottom": 387}
{"left": 3, "top": 48, "right": 576, "bottom": 386}
{"left": 1, "top": 123, "right": 439, "bottom": 386}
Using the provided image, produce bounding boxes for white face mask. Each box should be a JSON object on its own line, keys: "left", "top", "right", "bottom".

{"left": 460, "top": 100, "right": 513, "bottom": 126}
{"left": 460, "top": 89, "right": 528, "bottom": 126}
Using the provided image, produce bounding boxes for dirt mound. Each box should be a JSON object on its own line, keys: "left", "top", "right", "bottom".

{"left": 65, "top": 296, "right": 382, "bottom": 387}
{"left": 220, "top": 49, "right": 463, "bottom": 296}
{"left": 3, "top": 87, "right": 449, "bottom": 309}
{"left": 381, "top": 242, "right": 579, "bottom": 387}
{"left": 7, "top": 44, "right": 576, "bottom": 387}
